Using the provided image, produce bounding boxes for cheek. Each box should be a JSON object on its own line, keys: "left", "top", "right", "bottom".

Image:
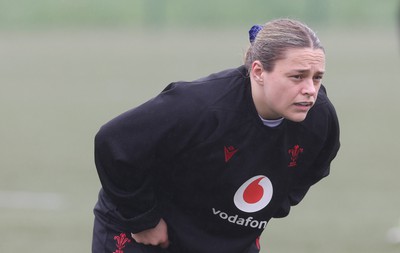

{"left": 264, "top": 86, "right": 286, "bottom": 109}
{"left": 264, "top": 80, "right": 288, "bottom": 97}
{"left": 263, "top": 77, "right": 283, "bottom": 96}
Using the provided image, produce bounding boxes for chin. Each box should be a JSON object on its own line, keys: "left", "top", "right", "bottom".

{"left": 285, "top": 113, "right": 308, "bottom": 122}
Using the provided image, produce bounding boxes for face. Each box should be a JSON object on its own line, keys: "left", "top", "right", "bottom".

{"left": 251, "top": 47, "right": 325, "bottom": 122}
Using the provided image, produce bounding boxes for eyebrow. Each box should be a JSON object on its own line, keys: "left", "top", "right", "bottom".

{"left": 293, "top": 69, "right": 325, "bottom": 75}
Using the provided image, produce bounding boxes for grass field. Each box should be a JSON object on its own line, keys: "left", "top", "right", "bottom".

{"left": 0, "top": 0, "right": 397, "bottom": 29}
{"left": 1, "top": 25, "right": 400, "bottom": 252}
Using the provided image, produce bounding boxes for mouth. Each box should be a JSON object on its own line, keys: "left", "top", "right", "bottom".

{"left": 293, "top": 101, "right": 314, "bottom": 109}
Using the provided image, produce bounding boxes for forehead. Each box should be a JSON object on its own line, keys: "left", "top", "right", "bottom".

{"left": 276, "top": 48, "right": 325, "bottom": 72}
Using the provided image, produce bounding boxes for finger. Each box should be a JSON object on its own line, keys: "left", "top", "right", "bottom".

{"left": 159, "top": 240, "right": 170, "bottom": 249}
{"left": 131, "top": 233, "right": 147, "bottom": 245}
{"left": 131, "top": 233, "right": 139, "bottom": 242}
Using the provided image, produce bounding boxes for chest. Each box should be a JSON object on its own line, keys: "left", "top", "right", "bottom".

{"left": 166, "top": 121, "right": 322, "bottom": 204}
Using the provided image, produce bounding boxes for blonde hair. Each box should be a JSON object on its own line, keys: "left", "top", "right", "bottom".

{"left": 244, "top": 18, "right": 324, "bottom": 72}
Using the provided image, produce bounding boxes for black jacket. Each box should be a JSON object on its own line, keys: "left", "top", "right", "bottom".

{"left": 94, "top": 66, "right": 340, "bottom": 253}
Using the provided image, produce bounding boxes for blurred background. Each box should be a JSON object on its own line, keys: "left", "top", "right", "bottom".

{"left": 1, "top": 0, "right": 400, "bottom": 252}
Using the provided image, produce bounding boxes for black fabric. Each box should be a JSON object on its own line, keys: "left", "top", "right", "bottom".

{"left": 92, "top": 66, "right": 340, "bottom": 253}
{"left": 92, "top": 213, "right": 170, "bottom": 253}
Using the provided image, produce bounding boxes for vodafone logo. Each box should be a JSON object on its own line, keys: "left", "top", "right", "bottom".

{"left": 233, "top": 175, "right": 273, "bottom": 213}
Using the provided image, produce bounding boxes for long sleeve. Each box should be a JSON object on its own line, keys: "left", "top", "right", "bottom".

{"left": 287, "top": 106, "right": 340, "bottom": 206}
{"left": 95, "top": 83, "right": 188, "bottom": 232}
{"left": 94, "top": 81, "right": 220, "bottom": 232}
{"left": 273, "top": 86, "right": 340, "bottom": 218}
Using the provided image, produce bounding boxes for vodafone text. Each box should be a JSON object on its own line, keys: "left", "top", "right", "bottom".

{"left": 212, "top": 208, "right": 267, "bottom": 229}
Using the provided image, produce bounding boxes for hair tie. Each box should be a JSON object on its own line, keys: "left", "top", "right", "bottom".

{"left": 249, "top": 25, "right": 263, "bottom": 44}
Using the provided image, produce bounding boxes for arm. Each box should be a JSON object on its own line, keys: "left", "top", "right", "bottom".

{"left": 95, "top": 82, "right": 215, "bottom": 233}
{"left": 95, "top": 83, "right": 196, "bottom": 232}
{"left": 274, "top": 94, "right": 340, "bottom": 218}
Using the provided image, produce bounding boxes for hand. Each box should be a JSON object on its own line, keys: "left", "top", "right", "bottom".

{"left": 131, "top": 218, "right": 170, "bottom": 248}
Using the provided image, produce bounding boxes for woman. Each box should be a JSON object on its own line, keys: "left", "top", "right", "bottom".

{"left": 92, "top": 18, "right": 340, "bottom": 253}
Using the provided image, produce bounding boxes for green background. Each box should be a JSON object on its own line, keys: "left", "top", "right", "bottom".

{"left": 1, "top": 0, "right": 400, "bottom": 252}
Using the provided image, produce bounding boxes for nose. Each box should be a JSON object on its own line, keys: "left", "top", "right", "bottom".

{"left": 302, "top": 78, "right": 316, "bottom": 96}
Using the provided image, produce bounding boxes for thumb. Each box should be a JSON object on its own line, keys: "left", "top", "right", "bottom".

{"left": 159, "top": 239, "right": 170, "bottom": 249}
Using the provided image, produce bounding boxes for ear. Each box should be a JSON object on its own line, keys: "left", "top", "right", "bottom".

{"left": 251, "top": 61, "right": 264, "bottom": 85}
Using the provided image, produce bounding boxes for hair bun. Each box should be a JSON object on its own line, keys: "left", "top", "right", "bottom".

{"left": 249, "top": 25, "right": 263, "bottom": 44}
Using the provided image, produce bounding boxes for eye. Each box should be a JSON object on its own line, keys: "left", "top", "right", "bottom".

{"left": 291, "top": 75, "right": 303, "bottom": 81}
{"left": 313, "top": 75, "right": 323, "bottom": 81}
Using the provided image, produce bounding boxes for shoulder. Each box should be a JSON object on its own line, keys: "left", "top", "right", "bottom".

{"left": 157, "top": 66, "right": 250, "bottom": 115}
{"left": 300, "top": 85, "right": 340, "bottom": 140}
{"left": 98, "top": 66, "right": 250, "bottom": 137}
{"left": 313, "top": 85, "right": 338, "bottom": 120}
{"left": 313, "top": 85, "right": 334, "bottom": 109}
{"left": 161, "top": 66, "right": 248, "bottom": 100}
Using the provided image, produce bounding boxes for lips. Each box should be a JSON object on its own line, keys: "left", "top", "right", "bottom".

{"left": 294, "top": 101, "right": 313, "bottom": 107}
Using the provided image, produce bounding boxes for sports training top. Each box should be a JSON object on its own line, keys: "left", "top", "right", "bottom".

{"left": 94, "top": 65, "right": 340, "bottom": 253}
